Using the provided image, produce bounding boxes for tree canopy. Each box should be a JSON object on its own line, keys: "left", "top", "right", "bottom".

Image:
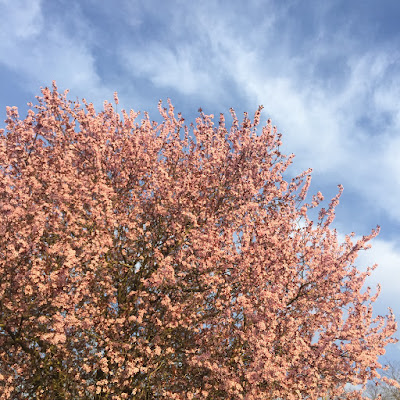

{"left": 0, "top": 83, "right": 397, "bottom": 399}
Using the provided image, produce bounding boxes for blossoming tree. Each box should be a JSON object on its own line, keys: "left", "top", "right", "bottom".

{"left": 0, "top": 83, "right": 397, "bottom": 399}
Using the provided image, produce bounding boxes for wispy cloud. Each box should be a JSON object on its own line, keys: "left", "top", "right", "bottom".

{"left": 0, "top": 0, "right": 43, "bottom": 39}
{"left": 0, "top": 0, "right": 113, "bottom": 106}
{"left": 121, "top": 44, "right": 214, "bottom": 96}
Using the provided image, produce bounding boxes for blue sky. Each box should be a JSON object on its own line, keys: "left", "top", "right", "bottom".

{"left": 1, "top": 0, "right": 399, "bottom": 363}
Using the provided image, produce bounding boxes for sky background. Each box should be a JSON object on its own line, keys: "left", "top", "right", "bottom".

{"left": 1, "top": 0, "right": 399, "bottom": 365}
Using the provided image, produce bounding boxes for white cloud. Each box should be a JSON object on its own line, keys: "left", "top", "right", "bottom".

{"left": 122, "top": 45, "right": 214, "bottom": 96}
{"left": 0, "top": 1, "right": 113, "bottom": 109}
{"left": 0, "top": 0, "right": 43, "bottom": 40}
{"left": 356, "top": 238, "right": 400, "bottom": 303}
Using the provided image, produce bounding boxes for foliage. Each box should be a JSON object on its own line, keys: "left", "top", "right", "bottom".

{"left": 0, "top": 82, "right": 397, "bottom": 399}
